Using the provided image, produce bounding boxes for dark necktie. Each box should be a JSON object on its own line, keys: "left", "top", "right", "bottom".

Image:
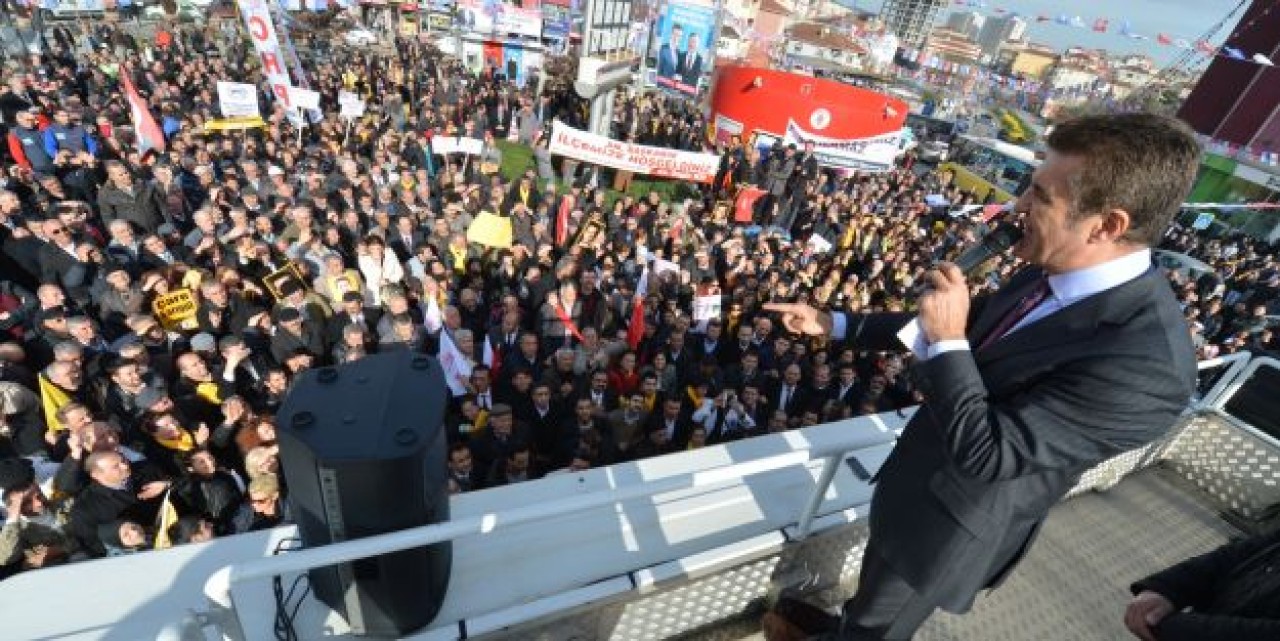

{"left": 977, "top": 278, "right": 1051, "bottom": 351}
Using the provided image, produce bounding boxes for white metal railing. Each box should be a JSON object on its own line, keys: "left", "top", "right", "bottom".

{"left": 1196, "top": 355, "right": 1280, "bottom": 451}
{"left": 194, "top": 425, "right": 896, "bottom": 640}
{"left": 182, "top": 354, "right": 1265, "bottom": 640}
{"left": 1191, "top": 351, "right": 1253, "bottom": 410}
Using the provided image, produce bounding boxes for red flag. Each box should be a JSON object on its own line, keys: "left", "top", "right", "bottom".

{"left": 626, "top": 267, "right": 650, "bottom": 350}
{"left": 668, "top": 217, "right": 685, "bottom": 242}
{"left": 1195, "top": 40, "right": 1216, "bottom": 55}
{"left": 1157, "top": 33, "right": 1173, "bottom": 45}
{"left": 735, "top": 187, "right": 766, "bottom": 223}
{"left": 1092, "top": 19, "right": 1108, "bottom": 33}
{"left": 482, "top": 337, "right": 502, "bottom": 382}
{"left": 556, "top": 195, "right": 574, "bottom": 246}
{"left": 120, "top": 68, "right": 165, "bottom": 155}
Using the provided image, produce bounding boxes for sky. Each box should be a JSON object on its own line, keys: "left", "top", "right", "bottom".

{"left": 856, "top": 0, "right": 1252, "bottom": 66}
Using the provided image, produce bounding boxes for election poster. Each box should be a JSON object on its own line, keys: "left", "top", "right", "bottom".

{"left": 548, "top": 121, "right": 720, "bottom": 183}
{"left": 653, "top": 2, "right": 715, "bottom": 97}
{"left": 152, "top": 289, "right": 199, "bottom": 330}
{"left": 216, "top": 81, "right": 260, "bottom": 118}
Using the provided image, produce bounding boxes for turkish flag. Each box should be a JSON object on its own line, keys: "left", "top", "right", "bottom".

{"left": 1157, "top": 33, "right": 1173, "bottom": 45}
{"left": 735, "top": 187, "right": 767, "bottom": 223}
{"left": 121, "top": 68, "right": 165, "bottom": 155}
{"left": 627, "top": 267, "right": 650, "bottom": 350}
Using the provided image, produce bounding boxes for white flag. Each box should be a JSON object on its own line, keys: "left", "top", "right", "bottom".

{"left": 437, "top": 330, "right": 473, "bottom": 397}
{"left": 424, "top": 296, "right": 443, "bottom": 333}
{"left": 482, "top": 337, "right": 496, "bottom": 368}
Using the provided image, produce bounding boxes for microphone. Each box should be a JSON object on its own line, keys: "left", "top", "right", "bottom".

{"left": 952, "top": 221, "right": 1023, "bottom": 274}
{"left": 915, "top": 222, "right": 1023, "bottom": 294}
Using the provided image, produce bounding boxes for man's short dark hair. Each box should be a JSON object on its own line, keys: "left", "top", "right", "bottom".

{"left": 1045, "top": 113, "right": 1200, "bottom": 247}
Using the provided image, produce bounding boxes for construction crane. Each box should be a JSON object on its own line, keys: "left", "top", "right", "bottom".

{"left": 1121, "top": 0, "right": 1250, "bottom": 112}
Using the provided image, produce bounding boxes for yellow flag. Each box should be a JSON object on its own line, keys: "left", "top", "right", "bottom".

{"left": 154, "top": 489, "right": 180, "bottom": 550}
{"left": 195, "top": 381, "right": 223, "bottom": 406}
{"left": 38, "top": 374, "right": 71, "bottom": 435}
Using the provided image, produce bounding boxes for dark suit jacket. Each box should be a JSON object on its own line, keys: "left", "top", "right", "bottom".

{"left": 1132, "top": 528, "right": 1280, "bottom": 641}
{"left": 852, "top": 264, "right": 1196, "bottom": 613}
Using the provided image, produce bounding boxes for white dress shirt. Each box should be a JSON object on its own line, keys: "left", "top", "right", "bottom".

{"left": 835, "top": 249, "right": 1152, "bottom": 360}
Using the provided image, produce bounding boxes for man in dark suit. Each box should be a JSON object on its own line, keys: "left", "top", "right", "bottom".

{"left": 770, "top": 363, "right": 809, "bottom": 426}
{"left": 643, "top": 396, "right": 693, "bottom": 451}
{"left": 765, "top": 113, "right": 1202, "bottom": 639}
{"left": 325, "top": 291, "right": 381, "bottom": 347}
{"left": 387, "top": 216, "right": 424, "bottom": 264}
{"left": 656, "top": 24, "right": 684, "bottom": 81}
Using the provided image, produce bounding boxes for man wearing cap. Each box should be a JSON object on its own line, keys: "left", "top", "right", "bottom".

{"left": 94, "top": 264, "right": 142, "bottom": 340}
{"left": 271, "top": 280, "right": 330, "bottom": 331}
{"left": 468, "top": 403, "right": 530, "bottom": 477}
{"left": 0, "top": 458, "right": 74, "bottom": 577}
{"left": 270, "top": 306, "right": 325, "bottom": 366}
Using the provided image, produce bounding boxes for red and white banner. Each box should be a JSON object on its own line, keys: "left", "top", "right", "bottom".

{"left": 237, "top": 0, "right": 298, "bottom": 120}
{"left": 548, "top": 121, "right": 720, "bottom": 184}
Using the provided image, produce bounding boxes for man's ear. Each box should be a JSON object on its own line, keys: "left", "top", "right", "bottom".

{"left": 1094, "top": 208, "right": 1132, "bottom": 243}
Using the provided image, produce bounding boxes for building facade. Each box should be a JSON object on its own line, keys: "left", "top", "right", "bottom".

{"left": 944, "top": 10, "right": 984, "bottom": 40}
{"left": 976, "top": 14, "right": 1025, "bottom": 60}
{"left": 878, "top": 0, "right": 947, "bottom": 48}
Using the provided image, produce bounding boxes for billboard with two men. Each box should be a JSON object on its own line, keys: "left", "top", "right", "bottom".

{"left": 654, "top": 2, "right": 715, "bottom": 96}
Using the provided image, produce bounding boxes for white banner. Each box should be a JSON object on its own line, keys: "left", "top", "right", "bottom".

{"left": 237, "top": 0, "right": 298, "bottom": 119}
{"left": 437, "top": 329, "right": 474, "bottom": 397}
{"left": 652, "top": 258, "right": 680, "bottom": 277}
{"left": 288, "top": 87, "right": 321, "bottom": 111}
{"left": 433, "top": 136, "right": 485, "bottom": 156}
{"left": 693, "top": 295, "right": 722, "bottom": 323}
{"left": 337, "top": 90, "right": 361, "bottom": 108}
{"left": 782, "top": 120, "right": 901, "bottom": 172}
{"left": 548, "top": 121, "right": 720, "bottom": 184}
{"left": 339, "top": 102, "right": 365, "bottom": 119}
{"left": 216, "top": 81, "right": 260, "bottom": 118}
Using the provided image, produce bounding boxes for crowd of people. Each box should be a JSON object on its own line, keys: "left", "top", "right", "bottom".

{"left": 0, "top": 16, "right": 1275, "bottom": 577}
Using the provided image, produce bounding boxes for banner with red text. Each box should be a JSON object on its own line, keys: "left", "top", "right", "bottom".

{"left": 548, "top": 121, "right": 720, "bottom": 183}
{"left": 237, "top": 0, "right": 299, "bottom": 123}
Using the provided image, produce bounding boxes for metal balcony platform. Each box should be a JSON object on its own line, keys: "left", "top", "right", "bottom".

{"left": 682, "top": 466, "right": 1243, "bottom": 641}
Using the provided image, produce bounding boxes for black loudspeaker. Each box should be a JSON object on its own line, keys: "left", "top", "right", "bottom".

{"left": 276, "top": 351, "right": 452, "bottom": 637}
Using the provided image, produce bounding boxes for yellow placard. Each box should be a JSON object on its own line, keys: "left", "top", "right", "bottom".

{"left": 153, "top": 289, "right": 199, "bottom": 330}
{"left": 466, "top": 211, "right": 514, "bottom": 249}
{"left": 203, "top": 116, "right": 266, "bottom": 133}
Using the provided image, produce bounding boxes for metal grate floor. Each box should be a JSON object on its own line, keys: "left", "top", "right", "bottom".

{"left": 918, "top": 467, "right": 1241, "bottom": 641}
{"left": 708, "top": 467, "right": 1242, "bottom": 641}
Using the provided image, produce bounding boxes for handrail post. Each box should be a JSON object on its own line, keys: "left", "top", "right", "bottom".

{"left": 1194, "top": 352, "right": 1251, "bottom": 409}
{"left": 795, "top": 454, "right": 843, "bottom": 540}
